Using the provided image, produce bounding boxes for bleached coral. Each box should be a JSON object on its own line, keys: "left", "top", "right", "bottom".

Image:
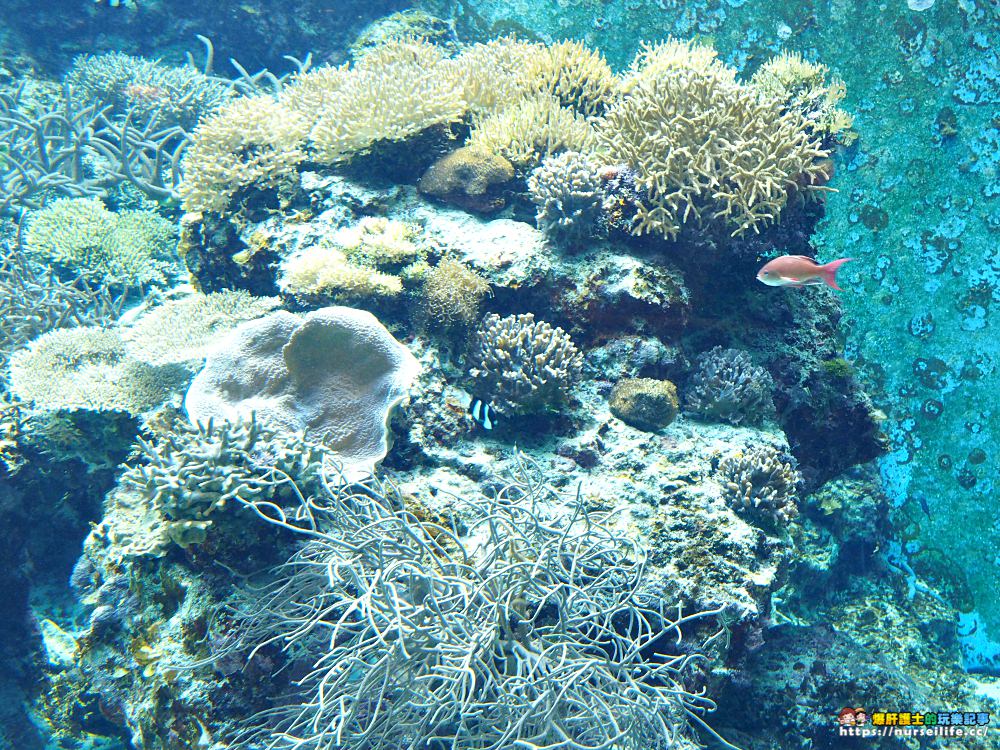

{"left": 467, "top": 94, "right": 597, "bottom": 170}
{"left": 598, "top": 39, "right": 831, "bottom": 238}
{"left": 122, "top": 290, "right": 280, "bottom": 365}
{"left": 178, "top": 95, "right": 309, "bottom": 214}
{"left": 471, "top": 313, "right": 583, "bottom": 413}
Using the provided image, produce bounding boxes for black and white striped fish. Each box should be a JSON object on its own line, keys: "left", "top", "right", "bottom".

{"left": 468, "top": 397, "right": 497, "bottom": 430}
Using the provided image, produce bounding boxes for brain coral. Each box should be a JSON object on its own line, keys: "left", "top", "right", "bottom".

{"left": 184, "top": 306, "right": 420, "bottom": 481}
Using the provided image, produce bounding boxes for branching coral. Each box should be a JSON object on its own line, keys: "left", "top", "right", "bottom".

{"left": 66, "top": 52, "right": 233, "bottom": 131}
{"left": 122, "top": 416, "right": 329, "bottom": 547}
{"left": 750, "top": 52, "right": 854, "bottom": 143}
{"left": 471, "top": 313, "right": 583, "bottom": 413}
{"left": 335, "top": 217, "right": 423, "bottom": 266}
{"left": 279, "top": 246, "right": 404, "bottom": 300}
{"left": 467, "top": 94, "right": 597, "bottom": 170}
{"left": 178, "top": 95, "right": 309, "bottom": 214}
{"left": 420, "top": 259, "right": 491, "bottom": 335}
{"left": 527, "top": 150, "right": 605, "bottom": 238}
{"left": 8, "top": 327, "right": 187, "bottom": 415}
{"left": 229, "top": 453, "right": 729, "bottom": 750}
{"left": 525, "top": 39, "right": 617, "bottom": 117}
{"left": 717, "top": 445, "right": 800, "bottom": 530}
{"left": 26, "top": 197, "right": 177, "bottom": 284}
{"left": 598, "top": 39, "right": 831, "bottom": 238}
{"left": 684, "top": 347, "right": 774, "bottom": 426}
{"left": 122, "top": 290, "right": 280, "bottom": 365}
{"left": 0, "top": 241, "right": 127, "bottom": 374}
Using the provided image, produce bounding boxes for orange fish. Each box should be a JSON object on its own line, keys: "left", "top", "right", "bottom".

{"left": 756, "top": 255, "right": 853, "bottom": 291}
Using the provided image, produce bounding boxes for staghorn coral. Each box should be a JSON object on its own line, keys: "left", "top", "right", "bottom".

{"left": 467, "top": 94, "right": 597, "bottom": 171}
{"left": 418, "top": 146, "right": 515, "bottom": 213}
{"left": 527, "top": 150, "right": 605, "bottom": 239}
{"left": 25, "top": 198, "right": 176, "bottom": 284}
{"left": 8, "top": 327, "right": 187, "bottom": 415}
{"left": 717, "top": 445, "right": 800, "bottom": 530}
{"left": 66, "top": 52, "right": 232, "bottom": 131}
{"left": 122, "top": 290, "right": 280, "bottom": 365}
{"left": 471, "top": 312, "right": 583, "bottom": 414}
{"left": 598, "top": 39, "right": 831, "bottom": 238}
{"left": 608, "top": 377, "right": 679, "bottom": 432}
{"left": 420, "top": 259, "right": 491, "bottom": 336}
{"left": 121, "top": 416, "right": 329, "bottom": 547}
{"left": 233, "top": 454, "right": 724, "bottom": 750}
{"left": 306, "top": 38, "right": 465, "bottom": 164}
{"left": 184, "top": 307, "right": 420, "bottom": 481}
{"left": 750, "top": 52, "right": 854, "bottom": 143}
{"left": 524, "top": 39, "right": 617, "bottom": 117}
{"left": 685, "top": 347, "right": 774, "bottom": 426}
{"left": 178, "top": 95, "right": 309, "bottom": 214}
{"left": 0, "top": 241, "right": 126, "bottom": 374}
{"left": 455, "top": 37, "right": 543, "bottom": 114}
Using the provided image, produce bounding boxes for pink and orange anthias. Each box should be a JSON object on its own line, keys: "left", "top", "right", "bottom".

{"left": 757, "top": 255, "right": 853, "bottom": 291}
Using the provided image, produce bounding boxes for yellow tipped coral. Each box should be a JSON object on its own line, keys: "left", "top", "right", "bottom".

{"left": 525, "top": 40, "right": 617, "bottom": 116}
{"left": 280, "top": 246, "right": 403, "bottom": 299}
{"left": 454, "top": 37, "right": 542, "bottom": 114}
{"left": 336, "top": 217, "right": 423, "bottom": 266}
{"left": 598, "top": 39, "right": 831, "bottom": 238}
{"left": 751, "top": 51, "right": 855, "bottom": 143}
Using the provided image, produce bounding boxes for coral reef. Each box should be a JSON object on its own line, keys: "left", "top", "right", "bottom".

{"left": 417, "top": 146, "right": 515, "bottom": 213}
{"left": 279, "top": 246, "right": 403, "bottom": 300}
{"left": 684, "top": 347, "right": 775, "bottom": 426}
{"left": 8, "top": 327, "right": 186, "bottom": 415}
{"left": 184, "top": 307, "right": 420, "bottom": 480}
{"left": 527, "top": 150, "right": 605, "bottom": 239}
{"left": 597, "top": 40, "right": 830, "bottom": 238}
{"left": 470, "top": 313, "right": 583, "bottom": 414}
{"left": 25, "top": 198, "right": 177, "bottom": 284}
{"left": 524, "top": 39, "right": 617, "bottom": 116}
{"left": 608, "top": 377, "right": 679, "bottom": 432}
{"left": 716, "top": 445, "right": 799, "bottom": 532}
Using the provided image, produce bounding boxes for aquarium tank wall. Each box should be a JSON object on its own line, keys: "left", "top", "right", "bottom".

{"left": 0, "top": 0, "right": 997, "bottom": 748}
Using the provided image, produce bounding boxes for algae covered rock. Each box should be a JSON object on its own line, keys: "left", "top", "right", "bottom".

{"left": 418, "top": 146, "right": 515, "bottom": 213}
{"left": 608, "top": 377, "right": 678, "bottom": 431}
{"left": 184, "top": 306, "right": 420, "bottom": 481}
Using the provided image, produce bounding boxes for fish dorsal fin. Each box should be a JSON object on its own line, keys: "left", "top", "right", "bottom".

{"left": 790, "top": 255, "right": 820, "bottom": 264}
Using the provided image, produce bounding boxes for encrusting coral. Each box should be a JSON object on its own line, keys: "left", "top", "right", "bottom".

{"left": 685, "top": 346, "right": 775, "bottom": 426}
{"left": 527, "top": 150, "right": 605, "bottom": 239}
{"left": 471, "top": 313, "right": 583, "bottom": 414}
{"left": 717, "top": 445, "right": 800, "bottom": 531}
{"left": 598, "top": 39, "right": 831, "bottom": 238}
{"left": 26, "top": 198, "right": 176, "bottom": 284}
{"left": 184, "top": 306, "right": 420, "bottom": 481}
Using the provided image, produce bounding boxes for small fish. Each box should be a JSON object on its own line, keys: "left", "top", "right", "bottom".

{"left": 469, "top": 397, "right": 497, "bottom": 430}
{"left": 917, "top": 494, "right": 932, "bottom": 519}
{"left": 756, "top": 255, "right": 853, "bottom": 291}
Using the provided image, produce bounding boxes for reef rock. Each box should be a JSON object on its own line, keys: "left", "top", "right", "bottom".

{"left": 184, "top": 306, "right": 420, "bottom": 480}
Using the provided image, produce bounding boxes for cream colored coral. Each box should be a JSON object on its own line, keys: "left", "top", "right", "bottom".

{"left": 468, "top": 94, "right": 598, "bottom": 170}
{"left": 307, "top": 38, "right": 465, "bottom": 164}
{"left": 179, "top": 95, "right": 309, "bottom": 214}
{"left": 750, "top": 51, "right": 854, "bottom": 141}
{"left": 525, "top": 40, "right": 617, "bottom": 116}
{"left": 278, "top": 64, "right": 350, "bottom": 117}
{"left": 336, "top": 217, "right": 422, "bottom": 265}
{"left": 280, "top": 246, "right": 403, "bottom": 298}
{"left": 454, "top": 37, "right": 542, "bottom": 113}
{"left": 598, "top": 39, "right": 831, "bottom": 238}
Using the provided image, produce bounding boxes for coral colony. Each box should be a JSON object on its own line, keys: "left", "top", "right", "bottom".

{"left": 0, "top": 8, "right": 996, "bottom": 750}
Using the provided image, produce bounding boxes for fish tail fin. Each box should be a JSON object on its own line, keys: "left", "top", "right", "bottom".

{"left": 820, "top": 257, "right": 853, "bottom": 291}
